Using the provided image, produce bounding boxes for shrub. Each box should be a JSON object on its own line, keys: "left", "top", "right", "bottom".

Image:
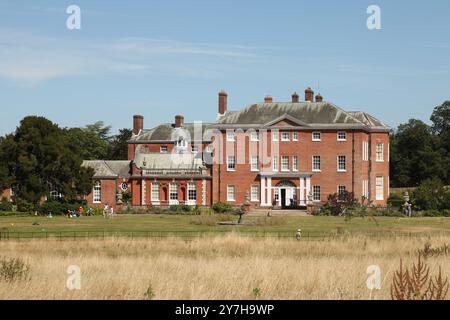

{"left": 387, "top": 193, "right": 405, "bottom": 208}
{"left": 411, "top": 178, "right": 450, "bottom": 211}
{"left": 0, "top": 197, "right": 12, "bottom": 212}
{"left": 15, "top": 199, "right": 35, "bottom": 213}
{"left": 324, "top": 191, "right": 356, "bottom": 216}
{"left": 212, "top": 202, "right": 233, "bottom": 213}
{"left": 0, "top": 256, "right": 30, "bottom": 282}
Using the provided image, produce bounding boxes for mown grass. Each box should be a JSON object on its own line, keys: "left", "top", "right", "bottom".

{"left": 0, "top": 213, "right": 449, "bottom": 237}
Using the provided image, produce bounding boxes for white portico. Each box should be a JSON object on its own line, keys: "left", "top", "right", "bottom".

{"left": 259, "top": 172, "right": 313, "bottom": 208}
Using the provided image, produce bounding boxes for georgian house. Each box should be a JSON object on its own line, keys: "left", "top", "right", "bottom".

{"left": 83, "top": 87, "right": 390, "bottom": 210}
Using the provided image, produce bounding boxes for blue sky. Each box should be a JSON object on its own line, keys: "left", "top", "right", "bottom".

{"left": 0, "top": 0, "right": 449, "bottom": 135}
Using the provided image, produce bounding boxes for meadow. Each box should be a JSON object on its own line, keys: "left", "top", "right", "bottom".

{"left": 0, "top": 214, "right": 449, "bottom": 300}
{"left": 0, "top": 234, "right": 449, "bottom": 300}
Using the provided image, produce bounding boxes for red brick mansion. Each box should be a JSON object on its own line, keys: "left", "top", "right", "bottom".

{"left": 82, "top": 87, "right": 391, "bottom": 210}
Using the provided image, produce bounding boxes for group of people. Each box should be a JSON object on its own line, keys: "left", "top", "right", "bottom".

{"left": 67, "top": 206, "right": 94, "bottom": 219}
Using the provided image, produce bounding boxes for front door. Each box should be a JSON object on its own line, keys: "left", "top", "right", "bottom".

{"left": 280, "top": 189, "right": 286, "bottom": 209}
{"left": 285, "top": 188, "right": 292, "bottom": 207}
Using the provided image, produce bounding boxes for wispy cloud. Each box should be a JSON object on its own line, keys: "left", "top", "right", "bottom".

{"left": 0, "top": 30, "right": 260, "bottom": 85}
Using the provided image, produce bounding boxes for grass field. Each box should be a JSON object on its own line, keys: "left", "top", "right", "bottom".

{"left": 0, "top": 213, "right": 450, "bottom": 237}
{"left": 0, "top": 234, "right": 449, "bottom": 300}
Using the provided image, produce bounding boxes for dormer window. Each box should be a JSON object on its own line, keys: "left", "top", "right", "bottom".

{"left": 160, "top": 146, "right": 168, "bottom": 153}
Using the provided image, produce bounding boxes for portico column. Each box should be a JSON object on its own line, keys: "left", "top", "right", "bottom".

{"left": 306, "top": 176, "right": 311, "bottom": 204}
{"left": 267, "top": 177, "right": 272, "bottom": 206}
{"left": 299, "top": 177, "right": 304, "bottom": 206}
{"left": 260, "top": 176, "right": 266, "bottom": 206}
{"left": 141, "top": 178, "right": 146, "bottom": 206}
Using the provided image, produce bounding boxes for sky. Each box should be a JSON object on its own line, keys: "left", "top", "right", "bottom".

{"left": 0, "top": 0, "right": 449, "bottom": 135}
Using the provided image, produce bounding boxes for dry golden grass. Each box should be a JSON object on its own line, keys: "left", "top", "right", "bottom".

{"left": 0, "top": 234, "right": 449, "bottom": 300}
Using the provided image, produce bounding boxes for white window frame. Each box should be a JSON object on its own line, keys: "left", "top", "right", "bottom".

{"left": 281, "top": 156, "right": 290, "bottom": 172}
{"left": 250, "top": 131, "right": 259, "bottom": 142}
{"left": 160, "top": 146, "right": 168, "bottom": 153}
{"left": 313, "top": 186, "right": 321, "bottom": 202}
{"left": 312, "top": 156, "right": 321, "bottom": 172}
{"left": 362, "top": 141, "right": 369, "bottom": 161}
{"left": 281, "top": 132, "right": 290, "bottom": 141}
{"left": 93, "top": 181, "right": 101, "bottom": 203}
{"left": 376, "top": 176, "right": 384, "bottom": 200}
{"left": 226, "top": 130, "right": 235, "bottom": 142}
{"left": 169, "top": 183, "right": 178, "bottom": 204}
{"left": 272, "top": 131, "right": 279, "bottom": 141}
{"left": 273, "top": 156, "right": 279, "bottom": 172}
{"left": 293, "top": 132, "right": 299, "bottom": 141}
{"left": 227, "top": 185, "right": 236, "bottom": 202}
{"left": 362, "top": 180, "right": 369, "bottom": 199}
{"left": 337, "top": 156, "right": 346, "bottom": 172}
{"left": 312, "top": 132, "right": 321, "bottom": 141}
{"left": 250, "top": 185, "right": 259, "bottom": 202}
{"left": 337, "top": 131, "right": 347, "bottom": 141}
{"left": 376, "top": 143, "right": 384, "bottom": 162}
{"left": 338, "top": 185, "right": 346, "bottom": 196}
{"left": 227, "top": 155, "right": 236, "bottom": 171}
{"left": 151, "top": 182, "right": 160, "bottom": 202}
{"left": 292, "top": 156, "right": 298, "bottom": 171}
{"left": 251, "top": 156, "right": 259, "bottom": 172}
{"left": 187, "top": 182, "right": 196, "bottom": 204}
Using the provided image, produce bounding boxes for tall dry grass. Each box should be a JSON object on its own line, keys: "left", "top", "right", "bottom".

{"left": 0, "top": 234, "right": 449, "bottom": 300}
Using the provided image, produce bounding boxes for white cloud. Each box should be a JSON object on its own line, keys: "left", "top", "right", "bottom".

{"left": 0, "top": 30, "right": 260, "bottom": 84}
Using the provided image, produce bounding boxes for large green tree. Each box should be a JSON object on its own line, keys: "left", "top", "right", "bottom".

{"left": 390, "top": 119, "right": 446, "bottom": 187}
{"left": 107, "top": 128, "right": 132, "bottom": 160}
{"left": 0, "top": 116, "right": 94, "bottom": 205}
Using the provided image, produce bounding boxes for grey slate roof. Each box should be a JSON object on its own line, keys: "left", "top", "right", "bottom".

{"left": 129, "top": 100, "right": 390, "bottom": 143}
{"left": 82, "top": 160, "right": 131, "bottom": 178}
{"left": 129, "top": 123, "right": 211, "bottom": 143}
{"left": 134, "top": 151, "right": 204, "bottom": 170}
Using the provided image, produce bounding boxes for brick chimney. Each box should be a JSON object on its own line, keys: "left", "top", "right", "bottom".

{"left": 264, "top": 95, "right": 273, "bottom": 103}
{"left": 292, "top": 92, "right": 299, "bottom": 103}
{"left": 305, "top": 87, "right": 314, "bottom": 102}
{"left": 133, "top": 115, "right": 144, "bottom": 135}
{"left": 218, "top": 90, "right": 227, "bottom": 115}
{"left": 175, "top": 115, "right": 184, "bottom": 128}
{"left": 315, "top": 93, "right": 323, "bottom": 102}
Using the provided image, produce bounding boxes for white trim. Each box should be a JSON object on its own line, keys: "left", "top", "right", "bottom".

{"left": 227, "top": 185, "right": 236, "bottom": 202}
{"left": 226, "top": 130, "right": 235, "bottom": 142}
{"left": 376, "top": 176, "right": 384, "bottom": 200}
{"left": 293, "top": 132, "right": 299, "bottom": 141}
{"left": 312, "top": 155, "right": 321, "bottom": 172}
{"left": 281, "top": 132, "right": 290, "bottom": 141}
{"left": 376, "top": 142, "right": 384, "bottom": 162}
{"left": 227, "top": 155, "right": 236, "bottom": 172}
{"left": 312, "top": 131, "right": 321, "bottom": 141}
{"left": 337, "top": 131, "right": 347, "bottom": 141}
{"left": 251, "top": 185, "right": 259, "bottom": 202}
{"left": 250, "top": 156, "right": 259, "bottom": 172}
{"left": 337, "top": 155, "right": 347, "bottom": 172}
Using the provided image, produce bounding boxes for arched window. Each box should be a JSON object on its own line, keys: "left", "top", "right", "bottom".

{"left": 93, "top": 181, "right": 101, "bottom": 203}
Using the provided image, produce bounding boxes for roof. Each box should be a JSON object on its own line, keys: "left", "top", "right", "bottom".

{"left": 129, "top": 123, "right": 211, "bottom": 143}
{"left": 134, "top": 151, "right": 205, "bottom": 170}
{"left": 130, "top": 100, "right": 390, "bottom": 143}
{"left": 82, "top": 160, "right": 131, "bottom": 178}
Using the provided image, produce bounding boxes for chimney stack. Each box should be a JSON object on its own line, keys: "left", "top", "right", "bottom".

{"left": 292, "top": 92, "right": 299, "bottom": 103}
{"left": 264, "top": 95, "right": 273, "bottom": 103}
{"left": 133, "top": 115, "right": 144, "bottom": 135}
{"left": 315, "top": 93, "right": 323, "bottom": 102}
{"left": 175, "top": 115, "right": 184, "bottom": 128}
{"left": 305, "top": 87, "right": 314, "bottom": 102}
{"left": 218, "top": 90, "right": 228, "bottom": 115}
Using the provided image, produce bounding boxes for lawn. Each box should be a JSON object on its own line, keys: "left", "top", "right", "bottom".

{"left": 0, "top": 213, "right": 449, "bottom": 238}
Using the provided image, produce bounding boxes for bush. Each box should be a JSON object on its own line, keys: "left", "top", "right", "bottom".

{"left": 0, "top": 256, "right": 30, "bottom": 282}
{"left": 323, "top": 191, "right": 356, "bottom": 216}
{"left": 212, "top": 202, "right": 233, "bottom": 213}
{"left": 0, "top": 197, "right": 12, "bottom": 212}
{"left": 38, "top": 200, "right": 87, "bottom": 215}
{"left": 15, "top": 199, "right": 35, "bottom": 213}
{"left": 411, "top": 178, "right": 450, "bottom": 211}
{"left": 388, "top": 194, "right": 405, "bottom": 208}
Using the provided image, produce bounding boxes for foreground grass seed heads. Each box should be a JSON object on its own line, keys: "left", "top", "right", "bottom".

{"left": 0, "top": 234, "right": 449, "bottom": 300}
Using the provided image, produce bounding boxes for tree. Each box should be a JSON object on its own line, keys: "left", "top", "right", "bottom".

{"left": 0, "top": 116, "right": 93, "bottom": 205}
{"left": 431, "top": 101, "right": 450, "bottom": 184}
{"left": 108, "top": 128, "right": 132, "bottom": 160}
{"left": 390, "top": 119, "right": 446, "bottom": 187}
{"left": 67, "top": 127, "right": 109, "bottom": 160}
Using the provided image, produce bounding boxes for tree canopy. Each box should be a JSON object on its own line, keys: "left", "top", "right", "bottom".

{"left": 0, "top": 116, "right": 94, "bottom": 205}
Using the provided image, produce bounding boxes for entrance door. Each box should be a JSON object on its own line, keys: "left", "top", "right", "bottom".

{"left": 280, "top": 189, "right": 287, "bottom": 209}
{"left": 285, "top": 188, "right": 292, "bottom": 207}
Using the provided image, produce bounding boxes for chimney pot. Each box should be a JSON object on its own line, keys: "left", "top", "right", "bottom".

{"left": 315, "top": 93, "right": 323, "bottom": 102}
{"left": 175, "top": 115, "right": 184, "bottom": 128}
{"left": 264, "top": 95, "right": 273, "bottom": 103}
{"left": 292, "top": 92, "right": 299, "bottom": 103}
{"left": 218, "top": 90, "right": 228, "bottom": 115}
{"left": 305, "top": 87, "right": 314, "bottom": 102}
{"left": 133, "top": 115, "right": 144, "bottom": 135}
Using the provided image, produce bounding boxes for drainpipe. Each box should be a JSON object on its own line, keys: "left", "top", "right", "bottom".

{"left": 352, "top": 132, "right": 355, "bottom": 195}
{"left": 368, "top": 134, "right": 372, "bottom": 202}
